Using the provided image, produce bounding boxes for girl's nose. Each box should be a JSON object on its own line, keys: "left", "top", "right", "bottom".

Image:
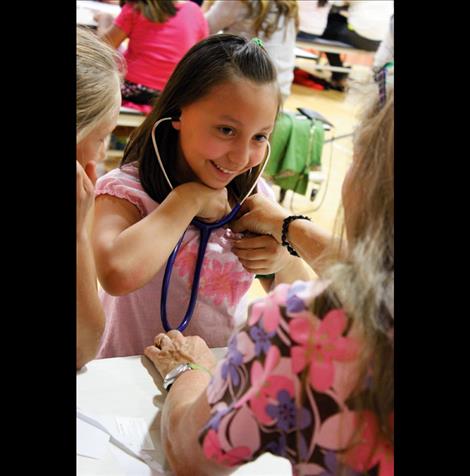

{"left": 227, "top": 142, "right": 251, "bottom": 170}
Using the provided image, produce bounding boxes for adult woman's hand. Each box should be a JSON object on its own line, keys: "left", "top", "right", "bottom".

{"left": 144, "top": 330, "right": 216, "bottom": 378}
{"left": 231, "top": 193, "right": 289, "bottom": 243}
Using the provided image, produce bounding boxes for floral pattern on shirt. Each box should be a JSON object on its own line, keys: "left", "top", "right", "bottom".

{"left": 173, "top": 227, "right": 253, "bottom": 310}
{"left": 199, "top": 280, "right": 394, "bottom": 476}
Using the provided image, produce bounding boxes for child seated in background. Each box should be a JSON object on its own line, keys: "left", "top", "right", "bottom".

{"left": 97, "top": 0, "right": 208, "bottom": 112}
{"left": 203, "top": 0, "right": 299, "bottom": 101}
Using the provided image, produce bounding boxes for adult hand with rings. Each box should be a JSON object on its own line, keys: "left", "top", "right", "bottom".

{"left": 144, "top": 330, "right": 216, "bottom": 379}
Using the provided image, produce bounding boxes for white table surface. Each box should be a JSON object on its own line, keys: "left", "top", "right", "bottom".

{"left": 77, "top": 351, "right": 291, "bottom": 475}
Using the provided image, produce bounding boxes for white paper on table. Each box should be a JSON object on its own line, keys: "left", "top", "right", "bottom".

{"left": 115, "top": 416, "right": 155, "bottom": 451}
{"left": 77, "top": 408, "right": 164, "bottom": 473}
{"left": 77, "top": 416, "right": 110, "bottom": 459}
{"left": 109, "top": 445, "right": 169, "bottom": 476}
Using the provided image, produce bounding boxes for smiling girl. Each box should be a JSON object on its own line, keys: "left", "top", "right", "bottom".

{"left": 92, "top": 34, "right": 311, "bottom": 358}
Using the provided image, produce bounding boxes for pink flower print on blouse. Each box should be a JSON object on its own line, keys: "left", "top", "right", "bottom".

{"left": 174, "top": 241, "right": 198, "bottom": 279}
{"left": 248, "top": 284, "right": 290, "bottom": 333}
{"left": 342, "top": 411, "right": 394, "bottom": 476}
{"left": 290, "top": 309, "right": 359, "bottom": 392}
{"left": 200, "top": 260, "right": 252, "bottom": 307}
{"left": 235, "top": 346, "right": 297, "bottom": 427}
{"left": 202, "top": 429, "right": 252, "bottom": 467}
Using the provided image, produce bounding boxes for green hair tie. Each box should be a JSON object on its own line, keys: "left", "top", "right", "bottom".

{"left": 251, "top": 37, "right": 265, "bottom": 48}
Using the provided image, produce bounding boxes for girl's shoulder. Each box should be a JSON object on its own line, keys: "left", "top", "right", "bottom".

{"left": 95, "top": 164, "right": 157, "bottom": 217}
{"left": 96, "top": 163, "right": 140, "bottom": 186}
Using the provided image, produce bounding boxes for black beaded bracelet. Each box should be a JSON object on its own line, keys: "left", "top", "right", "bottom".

{"left": 281, "top": 215, "right": 312, "bottom": 257}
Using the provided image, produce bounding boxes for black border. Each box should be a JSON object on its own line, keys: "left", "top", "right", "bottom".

{"left": 5, "top": 3, "right": 76, "bottom": 470}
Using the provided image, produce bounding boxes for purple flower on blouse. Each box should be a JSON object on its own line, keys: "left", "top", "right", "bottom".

{"left": 286, "top": 294, "right": 306, "bottom": 313}
{"left": 221, "top": 336, "right": 243, "bottom": 386}
{"left": 249, "top": 324, "right": 275, "bottom": 356}
{"left": 207, "top": 406, "right": 232, "bottom": 431}
{"left": 286, "top": 282, "right": 308, "bottom": 313}
{"left": 266, "top": 390, "right": 312, "bottom": 432}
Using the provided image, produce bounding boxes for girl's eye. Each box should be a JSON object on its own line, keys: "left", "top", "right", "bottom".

{"left": 218, "top": 127, "right": 234, "bottom": 136}
{"left": 254, "top": 134, "right": 267, "bottom": 143}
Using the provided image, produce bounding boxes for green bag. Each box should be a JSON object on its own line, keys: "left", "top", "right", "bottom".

{"left": 265, "top": 111, "right": 325, "bottom": 195}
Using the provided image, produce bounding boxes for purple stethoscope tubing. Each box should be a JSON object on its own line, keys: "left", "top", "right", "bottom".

{"left": 151, "top": 117, "right": 271, "bottom": 332}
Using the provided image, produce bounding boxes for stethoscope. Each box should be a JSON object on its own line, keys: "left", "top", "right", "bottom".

{"left": 151, "top": 117, "right": 271, "bottom": 332}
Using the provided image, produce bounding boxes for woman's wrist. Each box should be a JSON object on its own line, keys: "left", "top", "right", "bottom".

{"left": 281, "top": 215, "right": 312, "bottom": 257}
{"left": 271, "top": 215, "right": 287, "bottom": 243}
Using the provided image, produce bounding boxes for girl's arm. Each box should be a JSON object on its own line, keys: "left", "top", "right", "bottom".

{"left": 77, "top": 233, "right": 105, "bottom": 369}
{"left": 76, "top": 162, "right": 105, "bottom": 369}
{"left": 92, "top": 182, "right": 230, "bottom": 296}
{"left": 98, "top": 23, "right": 128, "bottom": 49}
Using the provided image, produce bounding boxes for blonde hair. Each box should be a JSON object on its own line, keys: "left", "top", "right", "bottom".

{"left": 125, "top": 0, "right": 177, "bottom": 23}
{"left": 76, "top": 27, "right": 124, "bottom": 143}
{"left": 322, "top": 87, "right": 394, "bottom": 461}
{"left": 243, "top": 0, "right": 299, "bottom": 38}
{"left": 205, "top": 0, "right": 299, "bottom": 39}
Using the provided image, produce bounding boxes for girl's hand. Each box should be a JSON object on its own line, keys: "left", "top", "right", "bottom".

{"left": 179, "top": 182, "right": 231, "bottom": 223}
{"left": 232, "top": 234, "right": 291, "bottom": 274}
{"left": 144, "top": 330, "right": 216, "bottom": 378}
{"left": 77, "top": 160, "right": 95, "bottom": 236}
{"left": 231, "top": 194, "right": 289, "bottom": 243}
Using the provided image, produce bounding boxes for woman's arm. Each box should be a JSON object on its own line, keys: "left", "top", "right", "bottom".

{"left": 231, "top": 194, "right": 337, "bottom": 274}
{"left": 92, "top": 182, "right": 230, "bottom": 296}
{"left": 144, "top": 332, "right": 234, "bottom": 476}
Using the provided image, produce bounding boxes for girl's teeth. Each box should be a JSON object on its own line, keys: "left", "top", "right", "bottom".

{"left": 213, "top": 162, "right": 235, "bottom": 174}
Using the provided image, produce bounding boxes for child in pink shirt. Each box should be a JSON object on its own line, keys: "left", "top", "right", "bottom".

{"left": 92, "top": 35, "right": 312, "bottom": 358}
{"left": 99, "top": 1, "right": 208, "bottom": 109}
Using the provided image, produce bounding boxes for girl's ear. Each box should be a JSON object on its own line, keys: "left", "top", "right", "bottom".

{"left": 171, "top": 119, "right": 181, "bottom": 131}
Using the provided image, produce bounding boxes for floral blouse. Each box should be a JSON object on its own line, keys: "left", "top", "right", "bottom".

{"left": 199, "top": 280, "right": 394, "bottom": 476}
